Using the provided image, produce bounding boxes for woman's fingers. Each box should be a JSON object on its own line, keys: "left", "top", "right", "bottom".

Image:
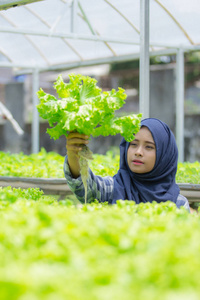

{"left": 67, "top": 132, "right": 89, "bottom": 140}
{"left": 67, "top": 133, "right": 89, "bottom": 145}
{"left": 66, "top": 132, "right": 90, "bottom": 152}
{"left": 67, "top": 137, "right": 89, "bottom": 145}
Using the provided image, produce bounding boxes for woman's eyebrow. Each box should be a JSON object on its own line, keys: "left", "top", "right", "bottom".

{"left": 133, "top": 139, "right": 155, "bottom": 145}
{"left": 145, "top": 141, "right": 155, "bottom": 145}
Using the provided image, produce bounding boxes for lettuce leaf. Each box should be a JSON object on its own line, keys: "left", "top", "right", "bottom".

{"left": 37, "top": 73, "right": 142, "bottom": 142}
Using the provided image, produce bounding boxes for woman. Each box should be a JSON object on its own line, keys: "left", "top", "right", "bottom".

{"left": 64, "top": 118, "right": 190, "bottom": 211}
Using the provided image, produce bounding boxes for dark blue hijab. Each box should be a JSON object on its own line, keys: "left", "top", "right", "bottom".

{"left": 112, "top": 118, "right": 180, "bottom": 204}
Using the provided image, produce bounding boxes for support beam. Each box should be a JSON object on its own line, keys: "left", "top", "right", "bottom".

{"left": 12, "top": 48, "right": 180, "bottom": 75}
{"left": 139, "top": 0, "right": 150, "bottom": 118}
{"left": 0, "top": 27, "right": 137, "bottom": 45}
{"left": 0, "top": 0, "right": 43, "bottom": 10}
{"left": 32, "top": 68, "right": 39, "bottom": 153}
{"left": 71, "top": 0, "right": 78, "bottom": 33}
{"left": 176, "top": 48, "right": 185, "bottom": 162}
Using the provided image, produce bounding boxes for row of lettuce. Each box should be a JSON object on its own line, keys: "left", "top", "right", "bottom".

{"left": 0, "top": 187, "right": 199, "bottom": 299}
{"left": 0, "top": 148, "right": 199, "bottom": 184}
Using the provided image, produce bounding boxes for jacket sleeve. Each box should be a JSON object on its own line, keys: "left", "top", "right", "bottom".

{"left": 63, "top": 155, "right": 114, "bottom": 204}
{"left": 176, "top": 194, "right": 190, "bottom": 212}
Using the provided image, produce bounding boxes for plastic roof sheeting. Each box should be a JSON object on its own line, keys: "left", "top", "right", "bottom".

{"left": 0, "top": 0, "right": 200, "bottom": 72}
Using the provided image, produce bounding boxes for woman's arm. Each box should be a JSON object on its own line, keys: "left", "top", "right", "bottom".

{"left": 64, "top": 156, "right": 114, "bottom": 204}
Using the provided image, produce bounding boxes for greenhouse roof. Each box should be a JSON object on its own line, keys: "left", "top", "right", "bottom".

{"left": 0, "top": 0, "right": 199, "bottom": 159}
{"left": 0, "top": 0, "right": 199, "bottom": 72}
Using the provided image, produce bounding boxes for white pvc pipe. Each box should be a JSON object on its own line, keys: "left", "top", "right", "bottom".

{"left": 71, "top": 0, "right": 78, "bottom": 33}
{"left": 32, "top": 68, "right": 39, "bottom": 153}
{"left": 0, "top": 0, "right": 43, "bottom": 10}
{"left": 176, "top": 48, "right": 185, "bottom": 162}
{"left": 11, "top": 48, "right": 180, "bottom": 74}
{"left": 139, "top": 0, "right": 150, "bottom": 118}
{"left": 0, "top": 27, "right": 137, "bottom": 45}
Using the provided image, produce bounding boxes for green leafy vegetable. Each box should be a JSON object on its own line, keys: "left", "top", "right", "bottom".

{"left": 37, "top": 73, "right": 142, "bottom": 142}
{"left": 0, "top": 195, "right": 197, "bottom": 300}
{"left": 0, "top": 148, "right": 64, "bottom": 178}
{"left": 1, "top": 149, "right": 200, "bottom": 185}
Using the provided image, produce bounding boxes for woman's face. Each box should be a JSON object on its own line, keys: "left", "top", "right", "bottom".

{"left": 127, "top": 126, "right": 156, "bottom": 174}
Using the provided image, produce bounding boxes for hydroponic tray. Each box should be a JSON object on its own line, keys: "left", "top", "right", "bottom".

{"left": 0, "top": 176, "right": 199, "bottom": 203}
{"left": 0, "top": 176, "right": 72, "bottom": 196}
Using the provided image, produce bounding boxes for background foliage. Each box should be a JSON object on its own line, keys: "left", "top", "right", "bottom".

{"left": 0, "top": 149, "right": 200, "bottom": 184}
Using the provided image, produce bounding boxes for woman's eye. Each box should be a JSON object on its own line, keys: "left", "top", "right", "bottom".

{"left": 146, "top": 145, "right": 154, "bottom": 149}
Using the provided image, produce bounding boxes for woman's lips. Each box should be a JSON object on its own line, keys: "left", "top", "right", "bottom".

{"left": 133, "top": 160, "right": 144, "bottom": 165}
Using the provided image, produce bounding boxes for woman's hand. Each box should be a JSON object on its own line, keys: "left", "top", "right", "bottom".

{"left": 66, "top": 132, "right": 90, "bottom": 178}
{"left": 66, "top": 132, "right": 89, "bottom": 154}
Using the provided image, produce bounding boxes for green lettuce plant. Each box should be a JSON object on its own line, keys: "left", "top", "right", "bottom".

{"left": 37, "top": 73, "right": 141, "bottom": 141}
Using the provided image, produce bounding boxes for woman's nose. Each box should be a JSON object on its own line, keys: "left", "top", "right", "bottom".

{"left": 135, "top": 145, "right": 143, "bottom": 156}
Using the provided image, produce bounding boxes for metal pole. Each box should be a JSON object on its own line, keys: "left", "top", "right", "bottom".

{"left": 0, "top": 0, "right": 43, "bottom": 10}
{"left": 139, "top": 0, "right": 150, "bottom": 118}
{"left": 71, "top": 0, "right": 78, "bottom": 33}
{"left": 176, "top": 48, "right": 184, "bottom": 162}
{"left": 32, "top": 68, "right": 39, "bottom": 153}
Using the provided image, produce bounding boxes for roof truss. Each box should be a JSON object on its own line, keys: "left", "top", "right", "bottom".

{"left": 0, "top": 0, "right": 43, "bottom": 10}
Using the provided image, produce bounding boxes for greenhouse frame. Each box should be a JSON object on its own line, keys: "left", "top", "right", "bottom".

{"left": 0, "top": 0, "right": 200, "bottom": 161}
